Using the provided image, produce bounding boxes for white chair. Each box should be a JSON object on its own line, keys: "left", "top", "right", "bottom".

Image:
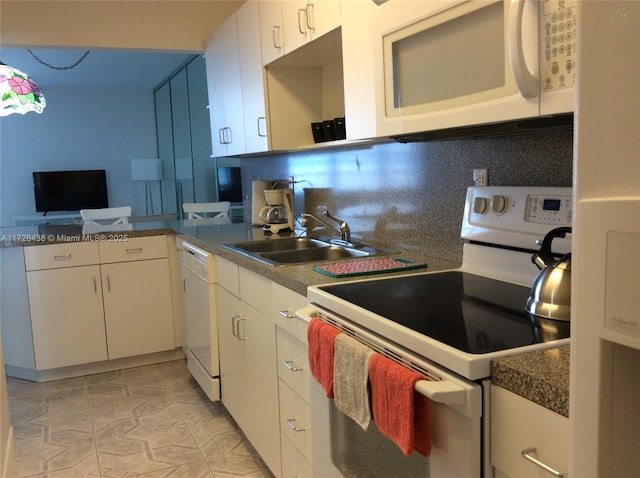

{"left": 182, "top": 202, "right": 231, "bottom": 220}
{"left": 81, "top": 206, "right": 132, "bottom": 225}
{"left": 80, "top": 206, "right": 133, "bottom": 233}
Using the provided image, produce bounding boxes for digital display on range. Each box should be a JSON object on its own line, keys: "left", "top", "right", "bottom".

{"left": 542, "top": 198, "right": 562, "bottom": 211}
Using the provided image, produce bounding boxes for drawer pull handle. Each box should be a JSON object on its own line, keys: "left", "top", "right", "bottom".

{"left": 521, "top": 448, "right": 566, "bottom": 477}
{"left": 284, "top": 360, "right": 303, "bottom": 372}
{"left": 286, "top": 418, "right": 306, "bottom": 432}
{"left": 53, "top": 254, "right": 72, "bottom": 260}
{"left": 126, "top": 248, "right": 143, "bottom": 254}
{"left": 279, "top": 309, "right": 296, "bottom": 319}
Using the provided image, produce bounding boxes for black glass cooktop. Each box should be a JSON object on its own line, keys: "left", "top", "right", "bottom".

{"left": 319, "top": 271, "right": 556, "bottom": 354}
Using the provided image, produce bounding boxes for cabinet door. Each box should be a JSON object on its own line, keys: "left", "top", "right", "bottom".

{"left": 216, "top": 284, "right": 246, "bottom": 418}
{"left": 27, "top": 265, "right": 108, "bottom": 370}
{"left": 101, "top": 259, "right": 175, "bottom": 359}
{"left": 308, "top": 0, "right": 341, "bottom": 40}
{"left": 259, "top": 0, "right": 284, "bottom": 65}
{"left": 217, "top": 280, "right": 281, "bottom": 477}
{"left": 237, "top": 0, "right": 269, "bottom": 154}
{"left": 238, "top": 300, "right": 281, "bottom": 477}
{"left": 282, "top": 0, "right": 312, "bottom": 54}
{"left": 341, "top": 0, "right": 377, "bottom": 140}
{"left": 205, "top": 13, "right": 245, "bottom": 157}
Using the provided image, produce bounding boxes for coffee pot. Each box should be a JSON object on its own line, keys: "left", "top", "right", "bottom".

{"left": 259, "top": 189, "right": 295, "bottom": 234}
{"left": 526, "top": 226, "right": 572, "bottom": 339}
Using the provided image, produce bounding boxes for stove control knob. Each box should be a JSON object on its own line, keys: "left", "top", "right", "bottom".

{"left": 491, "top": 195, "right": 508, "bottom": 214}
{"left": 473, "top": 197, "right": 488, "bottom": 214}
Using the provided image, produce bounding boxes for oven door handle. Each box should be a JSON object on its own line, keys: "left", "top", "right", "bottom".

{"left": 415, "top": 380, "right": 466, "bottom": 406}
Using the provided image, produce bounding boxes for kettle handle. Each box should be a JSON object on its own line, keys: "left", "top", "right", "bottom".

{"left": 532, "top": 226, "right": 572, "bottom": 269}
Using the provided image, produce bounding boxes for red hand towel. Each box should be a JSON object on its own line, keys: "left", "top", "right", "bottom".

{"left": 307, "top": 318, "right": 342, "bottom": 398}
{"left": 368, "top": 353, "right": 431, "bottom": 457}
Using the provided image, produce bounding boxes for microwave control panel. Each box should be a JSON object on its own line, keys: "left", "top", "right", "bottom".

{"left": 541, "top": 0, "right": 577, "bottom": 92}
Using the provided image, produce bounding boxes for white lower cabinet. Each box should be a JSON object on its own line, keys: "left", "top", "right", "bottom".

{"left": 27, "top": 264, "right": 108, "bottom": 369}
{"left": 215, "top": 260, "right": 314, "bottom": 478}
{"left": 491, "top": 384, "right": 569, "bottom": 478}
{"left": 100, "top": 258, "right": 174, "bottom": 359}
{"left": 216, "top": 259, "right": 281, "bottom": 477}
{"left": 281, "top": 432, "right": 313, "bottom": 478}
{"left": 272, "top": 283, "right": 313, "bottom": 477}
{"left": 277, "top": 327, "right": 313, "bottom": 477}
{"left": 23, "top": 236, "right": 175, "bottom": 371}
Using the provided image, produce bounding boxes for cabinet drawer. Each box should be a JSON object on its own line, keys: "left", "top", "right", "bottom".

{"left": 277, "top": 327, "right": 311, "bottom": 403}
{"left": 271, "top": 282, "right": 308, "bottom": 344}
{"left": 279, "top": 379, "right": 313, "bottom": 462}
{"left": 491, "top": 384, "right": 569, "bottom": 478}
{"left": 239, "top": 266, "right": 271, "bottom": 311}
{"left": 24, "top": 242, "right": 100, "bottom": 271}
{"left": 216, "top": 256, "right": 240, "bottom": 296}
{"left": 99, "top": 235, "right": 168, "bottom": 263}
{"left": 281, "top": 432, "right": 313, "bottom": 478}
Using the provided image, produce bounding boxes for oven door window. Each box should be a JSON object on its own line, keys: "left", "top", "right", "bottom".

{"left": 329, "top": 403, "right": 429, "bottom": 477}
{"left": 319, "top": 397, "right": 481, "bottom": 477}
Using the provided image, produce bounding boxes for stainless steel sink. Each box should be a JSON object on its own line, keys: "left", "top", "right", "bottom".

{"left": 260, "top": 246, "right": 370, "bottom": 264}
{"left": 230, "top": 237, "right": 328, "bottom": 253}
{"left": 221, "top": 236, "right": 395, "bottom": 266}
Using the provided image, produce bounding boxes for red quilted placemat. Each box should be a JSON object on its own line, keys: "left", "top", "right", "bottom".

{"left": 313, "top": 257, "right": 427, "bottom": 278}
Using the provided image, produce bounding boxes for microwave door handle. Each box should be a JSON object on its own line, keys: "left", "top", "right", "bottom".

{"left": 508, "top": 0, "right": 538, "bottom": 99}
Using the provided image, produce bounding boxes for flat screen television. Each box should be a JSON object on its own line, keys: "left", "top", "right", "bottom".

{"left": 33, "top": 170, "right": 109, "bottom": 213}
{"left": 217, "top": 166, "right": 242, "bottom": 203}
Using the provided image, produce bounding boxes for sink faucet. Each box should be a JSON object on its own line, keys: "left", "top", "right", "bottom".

{"left": 301, "top": 210, "right": 351, "bottom": 243}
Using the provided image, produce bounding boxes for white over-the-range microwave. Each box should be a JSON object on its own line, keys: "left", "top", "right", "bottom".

{"left": 372, "top": 0, "right": 576, "bottom": 136}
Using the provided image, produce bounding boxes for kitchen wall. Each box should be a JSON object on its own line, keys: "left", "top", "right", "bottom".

{"left": 0, "top": 86, "right": 159, "bottom": 225}
{"left": 241, "top": 128, "right": 573, "bottom": 264}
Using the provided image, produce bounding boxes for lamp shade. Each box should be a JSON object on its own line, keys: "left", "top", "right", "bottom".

{"left": 131, "top": 158, "right": 162, "bottom": 181}
{"left": 0, "top": 62, "right": 46, "bottom": 116}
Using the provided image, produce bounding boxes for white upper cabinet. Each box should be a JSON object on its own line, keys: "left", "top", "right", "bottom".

{"left": 205, "top": 13, "right": 245, "bottom": 157}
{"left": 237, "top": 1, "right": 269, "bottom": 154}
{"left": 259, "top": 0, "right": 341, "bottom": 66}
{"left": 341, "top": 0, "right": 377, "bottom": 141}
{"left": 206, "top": 1, "right": 268, "bottom": 156}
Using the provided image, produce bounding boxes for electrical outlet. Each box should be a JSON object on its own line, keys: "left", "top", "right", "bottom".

{"left": 473, "top": 168, "right": 488, "bottom": 186}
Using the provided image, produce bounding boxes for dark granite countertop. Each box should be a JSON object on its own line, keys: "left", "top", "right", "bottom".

{"left": 3, "top": 217, "right": 567, "bottom": 412}
{"left": 0, "top": 218, "right": 459, "bottom": 296}
{"left": 491, "top": 345, "right": 570, "bottom": 417}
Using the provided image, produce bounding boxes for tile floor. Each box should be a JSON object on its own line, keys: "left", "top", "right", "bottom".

{"left": 6, "top": 359, "right": 273, "bottom": 478}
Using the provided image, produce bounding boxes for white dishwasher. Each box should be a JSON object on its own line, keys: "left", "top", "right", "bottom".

{"left": 181, "top": 240, "right": 220, "bottom": 401}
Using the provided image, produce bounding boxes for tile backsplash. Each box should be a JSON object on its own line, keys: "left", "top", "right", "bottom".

{"left": 240, "top": 129, "right": 573, "bottom": 263}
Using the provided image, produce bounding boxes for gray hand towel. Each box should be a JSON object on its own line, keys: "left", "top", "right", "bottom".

{"left": 333, "top": 333, "right": 374, "bottom": 430}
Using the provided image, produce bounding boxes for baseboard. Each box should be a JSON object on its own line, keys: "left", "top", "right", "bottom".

{"left": 5, "top": 348, "right": 186, "bottom": 382}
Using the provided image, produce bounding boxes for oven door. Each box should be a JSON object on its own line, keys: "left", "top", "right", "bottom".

{"left": 298, "top": 306, "right": 484, "bottom": 478}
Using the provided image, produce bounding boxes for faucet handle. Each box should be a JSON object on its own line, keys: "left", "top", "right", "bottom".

{"left": 322, "top": 210, "right": 351, "bottom": 243}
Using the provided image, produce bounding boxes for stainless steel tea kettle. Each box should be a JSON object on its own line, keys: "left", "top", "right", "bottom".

{"left": 526, "top": 227, "right": 572, "bottom": 327}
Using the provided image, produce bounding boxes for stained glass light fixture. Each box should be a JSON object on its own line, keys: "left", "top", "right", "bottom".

{"left": 0, "top": 61, "right": 46, "bottom": 116}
